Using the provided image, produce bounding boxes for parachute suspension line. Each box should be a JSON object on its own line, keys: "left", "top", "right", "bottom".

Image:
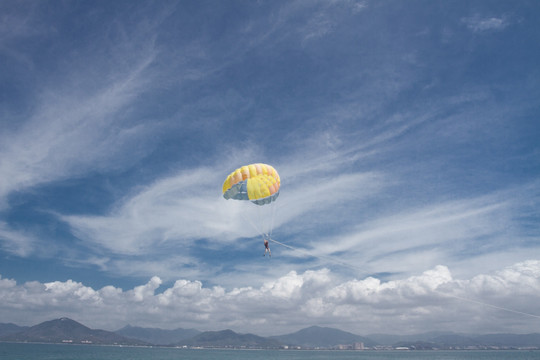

{"left": 266, "top": 237, "right": 295, "bottom": 251}
{"left": 434, "top": 291, "right": 540, "bottom": 320}
{"left": 237, "top": 202, "right": 274, "bottom": 240}
{"left": 251, "top": 199, "right": 278, "bottom": 240}
{"left": 268, "top": 200, "right": 279, "bottom": 238}
{"left": 266, "top": 237, "right": 367, "bottom": 273}
{"left": 257, "top": 203, "right": 270, "bottom": 239}
{"left": 238, "top": 205, "right": 265, "bottom": 239}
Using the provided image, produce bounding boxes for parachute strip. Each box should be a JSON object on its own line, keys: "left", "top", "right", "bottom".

{"left": 223, "top": 163, "right": 280, "bottom": 205}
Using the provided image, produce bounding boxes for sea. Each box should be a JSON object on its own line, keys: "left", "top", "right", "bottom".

{"left": 1, "top": 343, "right": 539, "bottom": 360}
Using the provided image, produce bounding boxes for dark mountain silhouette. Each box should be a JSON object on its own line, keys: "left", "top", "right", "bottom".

{"left": 115, "top": 325, "right": 200, "bottom": 345}
{"left": 177, "top": 329, "right": 282, "bottom": 348}
{"left": 0, "top": 323, "right": 29, "bottom": 337}
{"left": 0, "top": 318, "right": 147, "bottom": 345}
{"left": 271, "top": 325, "right": 376, "bottom": 348}
{"left": 1, "top": 319, "right": 539, "bottom": 349}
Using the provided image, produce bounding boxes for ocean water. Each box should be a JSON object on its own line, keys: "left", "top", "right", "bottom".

{"left": 1, "top": 343, "right": 539, "bottom": 360}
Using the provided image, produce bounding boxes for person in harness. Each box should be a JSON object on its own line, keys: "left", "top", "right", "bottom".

{"left": 263, "top": 236, "right": 271, "bottom": 257}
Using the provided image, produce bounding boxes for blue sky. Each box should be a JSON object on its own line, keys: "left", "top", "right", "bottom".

{"left": 1, "top": 0, "right": 539, "bottom": 336}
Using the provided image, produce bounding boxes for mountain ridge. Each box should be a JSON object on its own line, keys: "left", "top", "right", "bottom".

{"left": 271, "top": 325, "right": 376, "bottom": 348}
{"left": 115, "top": 325, "right": 200, "bottom": 345}
{"left": 1, "top": 318, "right": 539, "bottom": 349}
{"left": 176, "top": 329, "right": 282, "bottom": 348}
{"left": 0, "top": 323, "right": 29, "bottom": 337}
{"left": 0, "top": 318, "right": 147, "bottom": 345}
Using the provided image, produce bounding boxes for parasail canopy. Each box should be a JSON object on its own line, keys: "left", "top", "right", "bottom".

{"left": 222, "top": 163, "right": 280, "bottom": 205}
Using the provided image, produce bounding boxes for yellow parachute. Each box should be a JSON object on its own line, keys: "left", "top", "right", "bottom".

{"left": 223, "top": 163, "right": 280, "bottom": 239}
{"left": 222, "top": 163, "right": 280, "bottom": 205}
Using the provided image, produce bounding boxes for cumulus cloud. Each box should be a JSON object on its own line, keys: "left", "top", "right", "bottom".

{"left": 1, "top": 261, "right": 538, "bottom": 335}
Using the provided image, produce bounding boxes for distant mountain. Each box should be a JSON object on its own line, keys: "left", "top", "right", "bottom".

{"left": 382, "top": 332, "right": 540, "bottom": 349}
{"left": 0, "top": 318, "right": 148, "bottom": 345}
{"left": 429, "top": 334, "right": 478, "bottom": 347}
{"left": 115, "top": 325, "right": 200, "bottom": 345}
{"left": 0, "top": 323, "right": 29, "bottom": 337}
{"left": 178, "top": 329, "right": 283, "bottom": 348}
{"left": 1, "top": 318, "right": 539, "bottom": 349}
{"left": 272, "top": 326, "right": 376, "bottom": 348}
{"left": 474, "top": 333, "right": 540, "bottom": 348}
{"left": 366, "top": 331, "right": 456, "bottom": 346}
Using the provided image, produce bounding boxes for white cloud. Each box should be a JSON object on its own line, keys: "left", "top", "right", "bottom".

{"left": 1, "top": 2, "right": 538, "bottom": 338}
{"left": 0, "top": 46, "right": 159, "bottom": 209}
{"left": 297, "top": 182, "right": 540, "bottom": 281}
{"left": 463, "top": 15, "right": 510, "bottom": 33}
{"left": 0, "top": 221, "right": 36, "bottom": 256}
{"left": 0, "top": 4, "right": 177, "bottom": 211}
{"left": 60, "top": 143, "right": 383, "bottom": 253}
{"left": 0, "top": 260, "right": 538, "bottom": 335}
{"left": 296, "top": 0, "right": 366, "bottom": 42}
{"left": 62, "top": 166, "right": 235, "bottom": 255}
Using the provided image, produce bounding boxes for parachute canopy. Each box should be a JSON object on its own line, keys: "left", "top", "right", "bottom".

{"left": 222, "top": 163, "right": 280, "bottom": 205}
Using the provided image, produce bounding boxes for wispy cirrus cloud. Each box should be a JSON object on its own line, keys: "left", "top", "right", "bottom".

{"left": 59, "top": 158, "right": 382, "bottom": 275}
{"left": 0, "top": 41, "right": 160, "bottom": 208}
{"left": 462, "top": 15, "right": 511, "bottom": 33}
{"left": 0, "top": 2, "right": 196, "bottom": 212}
{"left": 0, "top": 221, "right": 35, "bottom": 257}
{"left": 62, "top": 167, "right": 227, "bottom": 255}
{"left": 307, "top": 182, "right": 539, "bottom": 275}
